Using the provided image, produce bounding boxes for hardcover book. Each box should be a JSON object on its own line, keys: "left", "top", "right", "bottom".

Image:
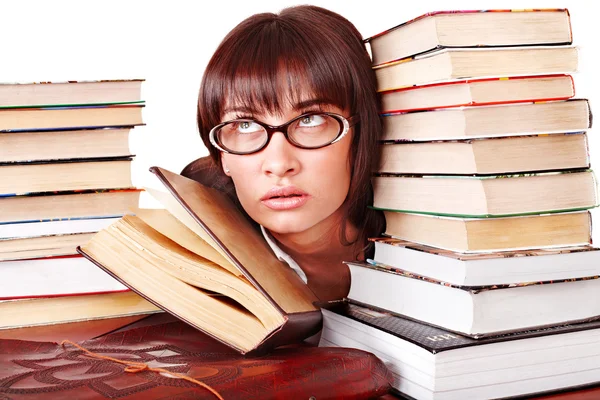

{"left": 0, "top": 217, "right": 121, "bottom": 240}
{"left": 321, "top": 301, "right": 600, "bottom": 400}
{"left": 381, "top": 210, "right": 592, "bottom": 253}
{"left": 0, "top": 320, "right": 392, "bottom": 399}
{"left": 379, "top": 133, "right": 589, "bottom": 175}
{"left": 381, "top": 99, "right": 591, "bottom": 141}
{"left": 0, "top": 291, "right": 159, "bottom": 330}
{"left": 0, "top": 158, "right": 133, "bottom": 196}
{"left": 369, "top": 238, "right": 600, "bottom": 286}
{"left": 78, "top": 167, "right": 322, "bottom": 355}
{"left": 0, "top": 104, "right": 144, "bottom": 132}
{"left": 0, "top": 127, "right": 134, "bottom": 163}
{"left": 345, "top": 261, "right": 600, "bottom": 336}
{"left": 0, "top": 233, "right": 96, "bottom": 262}
{"left": 0, "top": 79, "right": 143, "bottom": 108}
{"left": 0, "top": 255, "right": 127, "bottom": 300}
{"left": 379, "top": 74, "right": 575, "bottom": 113}
{"left": 372, "top": 170, "right": 597, "bottom": 217}
{"left": 0, "top": 189, "right": 142, "bottom": 224}
{"left": 373, "top": 46, "right": 578, "bottom": 91}
{"left": 366, "top": 9, "right": 572, "bottom": 65}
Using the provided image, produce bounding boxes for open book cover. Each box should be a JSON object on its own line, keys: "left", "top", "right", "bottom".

{"left": 78, "top": 167, "right": 322, "bottom": 355}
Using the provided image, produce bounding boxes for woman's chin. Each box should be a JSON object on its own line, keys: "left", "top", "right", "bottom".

{"left": 260, "top": 213, "right": 317, "bottom": 235}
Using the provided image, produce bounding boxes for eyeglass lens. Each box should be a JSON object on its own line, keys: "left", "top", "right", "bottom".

{"left": 216, "top": 113, "right": 343, "bottom": 153}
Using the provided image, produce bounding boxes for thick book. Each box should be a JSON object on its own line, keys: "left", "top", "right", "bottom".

{"left": 372, "top": 170, "right": 597, "bottom": 217}
{"left": 0, "top": 104, "right": 144, "bottom": 132}
{"left": 0, "top": 79, "right": 143, "bottom": 108}
{"left": 382, "top": 99, "right": 591, "bottom": 141}
{"left": 382, "top": 210, "right": 591, "bottom": 253}
{"left": 0, "top": 232, "right": 95, "bottom": 262}
{"left": 346, "top": 262, "right": 600, "bottom": 338}
{"left": 366, "top": 9, "right": 572, "bottom": 65}
{"left": 0, "top": 158, "right": 133, "bottom": 196}
{"left": 379, "top": 132, "right": 589, "bottom": 175}
{"left": 370, "top": 237, "right": 600, "bottom": 286}
{"left": 0, "top": 127, "right": 134, "bottom": 163}
{"left": 345, "top": 261, "right": 600, "bottom": 336}
{"left": 0, "top": 189, "right": 142, "bottom": 224}
{"left": 0, "top": 320, "right": 392, "bottom": 399}
{"left": 0, "top": 291, "right": 159, "bottom": 330}
{"left": 374, "top": 46, "right": 578, "bottom": 91}
{"left": 321, "top": 301, "right": 600, "bottom": 400}
{"left": 0, "top": 255, "right": 127, "bottom": 300}
{"left": 78, "top": 167, "right": 322, "bottom": 355}
{"left": 379, "top": 74, "right": 575, "bottom": 113}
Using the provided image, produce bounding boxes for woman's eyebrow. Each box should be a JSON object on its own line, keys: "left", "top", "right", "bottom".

{"left": 222, "top": 98, "right": 331, "bottom": 115}
{"left": 294, "top": 98, "right": 331, "bottom": 110}
{"left": 222, "top": 105, "right": 255, "bottom": 114}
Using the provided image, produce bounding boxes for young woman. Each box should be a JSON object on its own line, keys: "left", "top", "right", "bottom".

{"left": 182, "top": 5, "right": 384, "bottom": 302}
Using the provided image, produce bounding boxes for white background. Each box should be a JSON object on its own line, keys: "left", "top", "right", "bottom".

{"left": 1, "top": 0, "right": 599, "bottom": 237}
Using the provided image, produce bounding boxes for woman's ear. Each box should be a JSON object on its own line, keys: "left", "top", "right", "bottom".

{"left": 221, "top": 153, "right": 231, "bottom": 176}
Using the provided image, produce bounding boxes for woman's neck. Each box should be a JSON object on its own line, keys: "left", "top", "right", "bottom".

{"left": 269, "top": 209, "right": 362, "bottom": 301}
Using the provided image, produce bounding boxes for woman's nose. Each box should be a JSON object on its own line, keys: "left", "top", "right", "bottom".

{"left": 260, "top": 131, "right": 301, "bottom": 178}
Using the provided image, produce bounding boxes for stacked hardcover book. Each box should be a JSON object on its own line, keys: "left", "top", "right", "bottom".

{"left": 320, "top": 9, "right": 600, "bottom": 399}
{"left": 0, "top": 80, "right": 158, "bottom": 331}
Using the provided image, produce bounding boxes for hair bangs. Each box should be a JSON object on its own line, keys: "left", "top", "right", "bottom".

{"left": 211, "top": 18, "right": 354, "bottom": 119}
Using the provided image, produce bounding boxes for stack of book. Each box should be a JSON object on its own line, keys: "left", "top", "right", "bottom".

{"left": 320, "top": 9, "right": 600, "bottom": 399}
{"left": 0, "top": 80, "right": 158, "bottom": 332}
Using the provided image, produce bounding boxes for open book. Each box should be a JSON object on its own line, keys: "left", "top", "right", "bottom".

{"left": 78, "top": 167, "right": 321, "bottom": 355}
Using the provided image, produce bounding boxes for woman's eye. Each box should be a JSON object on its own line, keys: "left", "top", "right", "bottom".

{"left": 236, "top": 121, "right": 261, "bottom": 133}
{"left": 299, "top": 115, "right": 326, "bottom": 127}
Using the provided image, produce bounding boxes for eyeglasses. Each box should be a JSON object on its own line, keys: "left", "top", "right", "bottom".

{"left": 209, "top": 112, "right": 360, "bottom": 155}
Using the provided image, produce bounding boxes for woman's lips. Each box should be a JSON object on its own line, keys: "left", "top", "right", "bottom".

{"left": 260, "top": 186, "right": 310, "bottom": 210}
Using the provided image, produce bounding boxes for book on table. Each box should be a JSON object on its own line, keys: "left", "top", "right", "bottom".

{"left": 320, "top": 300, "right": 600, "bottom": 400}
{"left": 381, "top": 210, "right": 592, "bottom": 253}
{"left": 379, "top": 74, "right": 575, "bottom": 113}
{"left": 379, "top": 132, "right": 589, "bottom": 175}
{"left": 78, "top": 167, "right": 322, "bottom": 355}
{"left": 366, "top": 9, "right": 572, "bottom": 65}
{"left": 368, "top": 238, "right": 600, "bottom": 286}
{"left": 381, "top": 98, "right": 591, "bottom": 141}
{"left": 0, "top": 79, "right": 143, "bottom": 108}
{"left": 0, "top": 291, "right": 159, "bottom": 330}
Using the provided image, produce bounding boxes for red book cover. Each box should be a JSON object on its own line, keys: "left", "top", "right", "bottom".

{"left": 0, "top": 321, "right": 392, "bottom": 399}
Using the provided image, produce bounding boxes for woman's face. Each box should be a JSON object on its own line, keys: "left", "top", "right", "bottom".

{"left": 220, "top": 99, "right": 353, "bottom": 237}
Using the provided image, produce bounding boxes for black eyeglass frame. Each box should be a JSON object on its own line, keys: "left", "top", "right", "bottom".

{"left": 209, "top": 112, "right": 360, "bottom": 155}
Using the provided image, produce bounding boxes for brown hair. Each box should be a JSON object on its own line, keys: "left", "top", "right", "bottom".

{"left": 196, "top": 5, "right": 385, "bottom": 256}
